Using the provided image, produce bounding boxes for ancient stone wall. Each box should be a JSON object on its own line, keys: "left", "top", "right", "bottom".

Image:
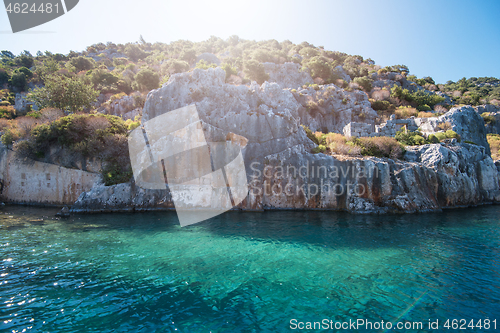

{"left": 0, "top": 147, "right": 101, "bottom": 205}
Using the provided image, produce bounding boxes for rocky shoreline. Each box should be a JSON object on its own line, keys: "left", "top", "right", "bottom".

{"left": 2, "top": 67, "right": 500, "bottom": 215}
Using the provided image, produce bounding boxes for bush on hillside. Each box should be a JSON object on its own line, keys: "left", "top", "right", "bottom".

{"left": 15, "top": 114, "right": 132, "bottom": 185}
{"left": 353, "top": 76, "right": 373, "bottom": 92}
{"left": 134, "top": 68, "right": 159, "bottom": 91}
{"left": 356, "top": 136, "right": 404, "bottom": 159}
{"left": 244, "top": 60, "right": 269, "bottom": 84}
{"left": 68, "top": 56, "right": 95, "bottom": 72}
{"left": 0, "top": 105, "right": 15, "bottom": 119}
{"left": 28, "top": 75, "right": 99, "bottom": 112}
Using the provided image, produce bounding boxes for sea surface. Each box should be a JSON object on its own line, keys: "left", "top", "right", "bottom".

{"left": 0, "top": 205, "right": 499, "bottom": 332}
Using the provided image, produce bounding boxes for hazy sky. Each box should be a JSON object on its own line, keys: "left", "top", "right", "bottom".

{"left": 1, "top": 0, "right": 499, "bottom": 83}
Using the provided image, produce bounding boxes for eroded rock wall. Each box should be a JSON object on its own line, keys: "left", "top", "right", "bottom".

{"left": 71, "top": 68, "right": 500, "bottom": 214}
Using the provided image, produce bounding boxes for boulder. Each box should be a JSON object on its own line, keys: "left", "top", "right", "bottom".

{"left": 440, "top": 106, "right": 490, "bottom": 155}
{"left": 332, "top": 66, "right": 351, "bottom": 82}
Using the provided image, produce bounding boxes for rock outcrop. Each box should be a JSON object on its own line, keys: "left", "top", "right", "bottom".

{"left": 263, "top": 62, "right": 312, "bottom": 89}
{"left": 71, "top": 68, "right": 500, "bottom": 214}
{"left": 416, "top": 106, "right": 490, "bottom": 154}
{"left": 293, "top": 84, "right": 377, "bottom": 133}
{"left": 98, "top": 94, "right": 142, "bottom": 120}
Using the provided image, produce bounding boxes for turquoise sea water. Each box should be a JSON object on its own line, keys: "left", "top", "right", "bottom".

{"left": 0, "top": 205, "right": 499, "bottom": 332}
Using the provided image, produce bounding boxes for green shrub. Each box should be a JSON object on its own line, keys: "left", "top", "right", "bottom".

{"left": 162, "top": 59, "right": 190, "bottom": 75}
{"left": 124, "top": 44, "right": 147, "bottom": 61}
{"left": 481, "top": 112, "right": 496, "bottom": 124}
{"left": 113, "top": 57, "right": 128, "bottom": 67}
{"left": 134, "top": 68, "right": 159, "bottom": 91}
{"left": 0, "top": 105, "right": 15, "bottom": 119}
{"left": 370, "top": 100, "right": 391, "bottom": 111}
{"left": 68, "top": 56, "right": 95, "bottom": 72}
{"left": 244, "top": 60, "right": 269, "bottom": 84}
{"left": 395, "top": 129, "right": 427, "bottom": 146}
{"left": 435, "top": 132, "right": 447, "bottom": 141}
{"left": 0, "top": 69, "right": 10, "bottom": 85}
{"left": 417, "top": 104, "right": 431, "bottom": 111}
{"left": 445, "top": 130, "right": 459, "bottom": 140}
{"left": 19, "top": 114, "right": 132, "bottom": 185}
{"left": 353, "top": 76, "right": 373, "bottom": 92}
{"left": 16, "top": 67, "right": 33, "bottom": 79}
{"left": 124, "top": 115, "right": 141, "bottom": 131}
{"left": 26, "top": 110, "right": 42, "bottom": 118}
{"left": 390, "top": 85, "right": 445, "bottom": 110}
{"left": 428, "top": 134, "right": 439, "bottom": 143}
{"left": 312, "top": 145, "right": 326, "bottom": 154}
{"left": 195, "top": 59, "right": 217, "bottom": 70}
{"left": 413, "top": 135, "right": 426, "bottom": 145}
{"left": 302, "top": 56, "right": 332, "bottom": 82}
{"left": 301, "top": 125, "right": 319, "bottom": 145}
{"left": 1, "top": 128, "right": 19, "bottom": 146}
{"left": 180, "top": 49, "right": 197, "bottom": 64}
{"left": 9, "top": 71, "right": 27, "bottom": 90}
{"left": 28, "top": 75, "right": 99, "bottom": 112}
{"left": 221, "top": 63, "right": 237, "bottom": 81}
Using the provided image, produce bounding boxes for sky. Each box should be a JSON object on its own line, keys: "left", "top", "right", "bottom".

{"left": 1, "top": 0, "right": 499, "bottom": 84}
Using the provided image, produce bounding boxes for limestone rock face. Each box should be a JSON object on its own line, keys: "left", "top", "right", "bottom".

{"left": 15, "top": 92, "right": 36, "bottom": 115}
{"left": 292, "top": 84, "right": 377, "bottom": 133}
{"left": 263, "top": 62, "right": 312, "bottom": 89}
{"left": 440, "top": 106, "right": 490, "bottom": 155}
{"left": 71, "top": 68, "right": 500, "bottom": 214}
{"left": 404, "top": 143, "right": 500, "bottom": 205}
{"left": 332, "top": 66, "right": 351, "bottom": 82}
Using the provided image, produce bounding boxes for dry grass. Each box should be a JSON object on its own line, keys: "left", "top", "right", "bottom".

{"left": 0, "top": 118, "right": 11, "bottom": 131}
{"left": 395, "top": 106, "right": 418, "bottom": 119}
{"left": 487, "top": 134, "right": 500, "bottom": 161}
{"left": 358, "top": 136, "right": 404, "bottom": 159}
{"left": 40, "top": 108, "right": 64, "bottom": 122}
{"left": 325, "top": 132, "right": 345, "bottom": 145}
{"left": 16, "top": 117, "right": 40, "bottom": 138}
{"left": 434, "top": 104, "right": 449, "bottom": 113}
{"left": 417, "top": 111, "right": 435, "bottom": 118}
{"left": 437, "top": 121, "right": 452, "bottom": 131}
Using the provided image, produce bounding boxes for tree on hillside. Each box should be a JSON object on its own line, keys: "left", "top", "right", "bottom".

{"left": 67, "top": 56, "right": 95, "bottom": 72}
{"left": 302, "top": 56, "right": 332, "bottom": 82}
{"left": 28, "top": 75, "right": 99, "bottom": 112}
{"left": 134, "top": 68, "right": 159, "bottom": 91}
{"left": 244, "top": 60, "right": 269, "bottom": 84}
{"left": 35, "top": 58, "right": 60, "bottom": 82}
{"left": 124, "top": 44, "right": 147, "bottom": 61}
{"left": 180, "top": 48, "right": 197, "bottom": 64}
{"left": 16, "top": 51, "right": 34, "bottom": 68}
{"left": 9, "top": 67, "right": 32, "bottom": 91}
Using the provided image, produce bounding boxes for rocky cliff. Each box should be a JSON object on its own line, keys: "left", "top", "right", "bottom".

{"left": 71, "top": 68, "right": 500, "bottom": 214}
